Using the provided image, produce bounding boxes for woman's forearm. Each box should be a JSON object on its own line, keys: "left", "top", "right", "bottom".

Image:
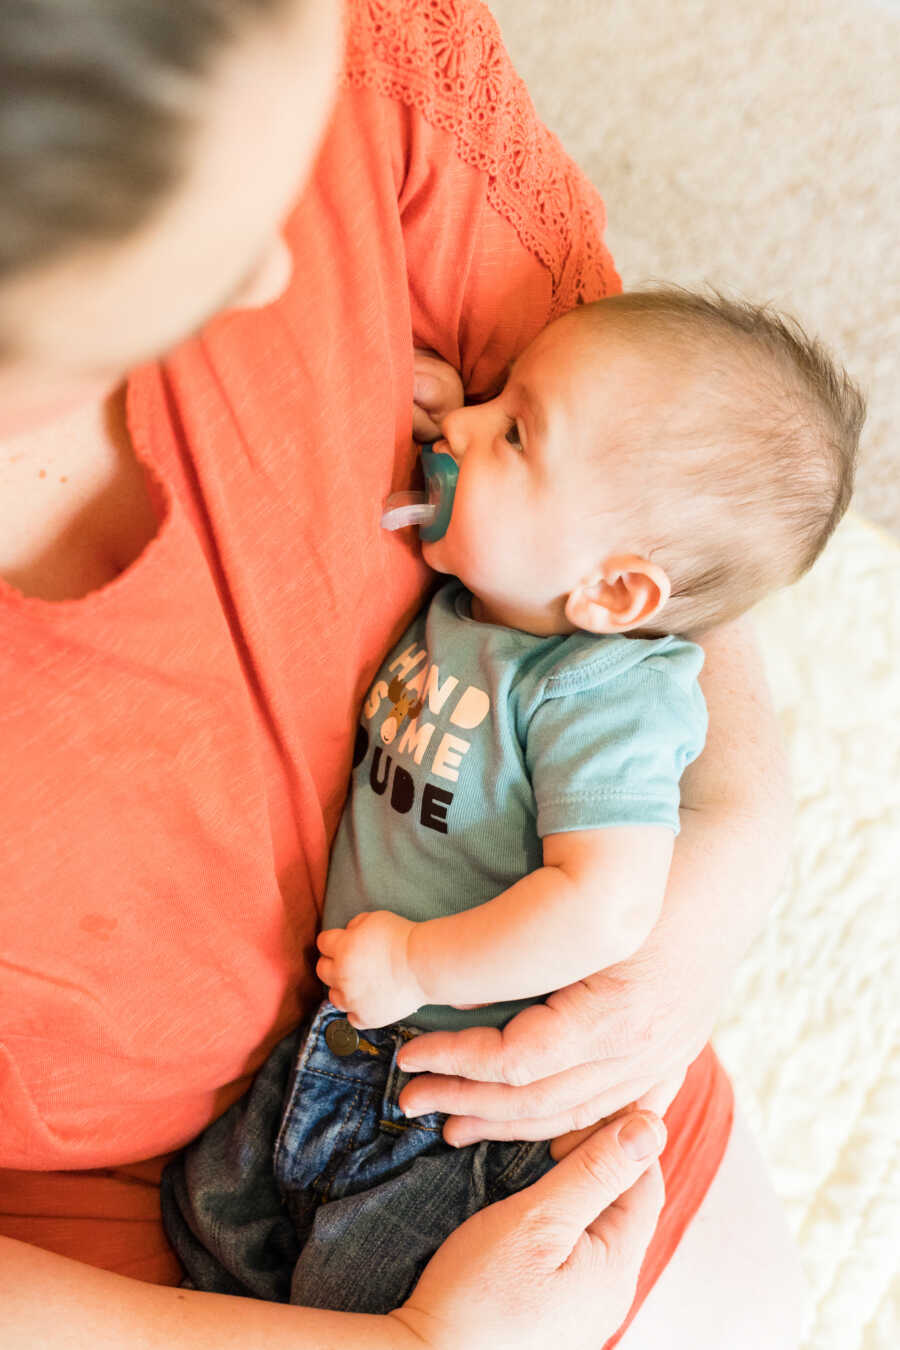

{"left": 0, "top": 1236, "right": 415, "bottom": 1350}
{"left": 661, "top": 613, "right": 792, "bottom": 968}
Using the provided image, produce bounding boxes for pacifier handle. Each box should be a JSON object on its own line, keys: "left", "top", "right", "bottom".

{"left": 380, "top": 491, "right": 438, "bottom": 531}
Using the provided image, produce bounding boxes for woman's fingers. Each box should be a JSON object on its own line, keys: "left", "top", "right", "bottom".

{"left": 397, "top": 1001, "right": 589, "bottom": 1083}
{"left": 438, "top": 1077, "right": 656, "bottom": 1148}
{"left": 398, "top": 1057, "right": 656, "bottom": 1128}
{"left": 584, "top": 1159, "right": 666, "bottom": 1273}
{"left": 633, "top": 1070, "right": 688, "bottom": 1120}
{"left": 399, "top": 1111, "right": 667, "bottom": 1350}
{"left": 398, "top": 997, "right": 648, "bottom": 1087}
{"left": 516, "top": 1112, "right": 666, "bottom": 1267}
{"left": 400, "top": 1059, "right": 602, "bottom": 1119}
{"left": 548, "top": 1122, "right": 611, "bottom": 1163}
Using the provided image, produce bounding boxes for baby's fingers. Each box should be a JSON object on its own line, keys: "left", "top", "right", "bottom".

{"left": 316, "top": 956, "right": 335, "bottom": 985}
{"left": 413, "top": 350, "right": 464, "bottom": 442}
{"left": 317, "top": 929, "right": 343, "bottom": 955}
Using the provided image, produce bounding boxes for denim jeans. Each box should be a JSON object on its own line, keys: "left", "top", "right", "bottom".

{"left": 161, "top": 999, "right": 554, "bottom": 1314}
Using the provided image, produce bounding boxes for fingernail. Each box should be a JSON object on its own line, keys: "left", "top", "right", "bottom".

{"left": 617, "top": 1114, "right": 666, "bottom": 1161}
{"left": 402, "top": 1104, "right": 428, "bottom": 1118}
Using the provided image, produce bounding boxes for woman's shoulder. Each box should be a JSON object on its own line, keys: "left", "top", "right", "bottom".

{"left": 340, "top": 0, "right": 620, "bottom": 315}
{"left": 343, "top": 0, "right": 505, "bottom": 98}
{"left": 341, "top": 0, "right": 532, "bottom": 164}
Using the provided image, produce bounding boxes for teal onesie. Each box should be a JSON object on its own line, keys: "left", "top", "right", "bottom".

{"left": 322, "top": 579, "right": 707, "bottom": 1031}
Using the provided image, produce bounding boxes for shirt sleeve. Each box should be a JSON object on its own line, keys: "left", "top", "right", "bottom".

{"left": 343, "top": 0, "right": 621, "bottom": 400}
{"left": 524, "top": 648, "right": 709, "bottom": 838}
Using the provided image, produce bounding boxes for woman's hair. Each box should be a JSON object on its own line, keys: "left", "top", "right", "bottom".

{"left": 0, "top": 0, "right": 299, "bottom": 292}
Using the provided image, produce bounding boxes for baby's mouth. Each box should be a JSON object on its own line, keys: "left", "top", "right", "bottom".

{"left": 380, "top": 443, "right": 459, "bottom": 541}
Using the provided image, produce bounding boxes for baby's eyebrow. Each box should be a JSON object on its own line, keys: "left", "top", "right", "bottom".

{"left": 507, "top": 377, "right": 548, "bottom": 442}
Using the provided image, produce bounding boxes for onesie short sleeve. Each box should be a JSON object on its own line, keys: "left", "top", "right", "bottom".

{"left": 524, "top": 638, "right": 708, "bottom": 838}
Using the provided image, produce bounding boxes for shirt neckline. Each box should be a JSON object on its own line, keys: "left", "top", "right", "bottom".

{"left": 0, "top": 364, "right": 175, "bottom": 616}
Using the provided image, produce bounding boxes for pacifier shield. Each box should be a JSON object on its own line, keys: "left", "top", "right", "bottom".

{"left": 418, "top": 444, "right": 458, "bottom": 542}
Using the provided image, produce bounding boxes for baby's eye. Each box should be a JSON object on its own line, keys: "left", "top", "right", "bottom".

{"left": 504, "top": 420, "right": 523, "bottom": 449}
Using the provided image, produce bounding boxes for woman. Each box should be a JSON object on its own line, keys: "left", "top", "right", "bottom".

{"left": 0, "top": 1, "right": 802, "bottom": 1346}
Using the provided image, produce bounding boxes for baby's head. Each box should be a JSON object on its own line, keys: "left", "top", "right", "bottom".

{"left": 426, "top": 286, "right": 865, "bottom": 638}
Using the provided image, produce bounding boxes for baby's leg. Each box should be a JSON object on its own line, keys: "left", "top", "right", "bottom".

{"left": 617, "top": 1103, "right": 805, "bottom": 1350}
{"left": 160, "top": 1022, "right": 307, "bottom": 1301}
{"left": 288, "top": 1134, "right": 551, "bottom": 1312}
{"left": 284, "top": 1016, "right": 554, "bottom": 1313}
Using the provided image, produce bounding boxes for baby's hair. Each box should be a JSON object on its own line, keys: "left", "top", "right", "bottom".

{"left": 573, "top": 286, "right": 866, "bottom": 636}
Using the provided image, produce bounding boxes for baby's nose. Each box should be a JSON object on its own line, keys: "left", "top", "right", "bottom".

{"left": 440, "top": 407, "right": 467, "bottom": 460}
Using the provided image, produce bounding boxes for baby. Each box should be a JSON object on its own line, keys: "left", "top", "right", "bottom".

{"left": 161, "top": 286, "right": 864, "bottom": 1313}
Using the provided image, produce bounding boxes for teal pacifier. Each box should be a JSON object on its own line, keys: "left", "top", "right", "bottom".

{"left": 381, "top": 443, "right": 459, "bottom": 542}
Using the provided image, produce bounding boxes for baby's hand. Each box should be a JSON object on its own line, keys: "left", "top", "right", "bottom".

{"left": 413, "top": 349, "right": 464, "bottom": 442}
{"left": 316, "top": 911, "right": 428, "bottom": 1029}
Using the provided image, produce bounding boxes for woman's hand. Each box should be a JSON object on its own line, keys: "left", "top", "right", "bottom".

{"left": 395, "top": 924, "right": 718, "bottom": 1147}
{"left": 390, "top": 1110, "right": 667, "bottom": 1350}
{"left": 412, "top": 349, "right": 464, "bottom": 442}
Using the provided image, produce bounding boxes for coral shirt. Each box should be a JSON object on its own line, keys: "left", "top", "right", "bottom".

{"left": 0, "top": 0, "right": 732, "bottom": 1338}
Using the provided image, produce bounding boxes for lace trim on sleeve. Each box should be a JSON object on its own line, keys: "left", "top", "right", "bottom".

{"left": 342, "top": 0, "right": 618, "bottom": 316}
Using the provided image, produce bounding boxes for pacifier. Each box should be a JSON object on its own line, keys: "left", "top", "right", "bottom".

{"left": 381, "top": 443, "right": 459, "bottom": 542}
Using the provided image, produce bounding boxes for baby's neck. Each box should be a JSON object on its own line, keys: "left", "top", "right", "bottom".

{"left": 468, "top": 590, "right": 576, "bottom": 638}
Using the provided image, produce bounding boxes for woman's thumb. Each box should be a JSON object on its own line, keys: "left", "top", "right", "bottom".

{"left": 522, "top": 1111, "right": 666, "bottom": 1255}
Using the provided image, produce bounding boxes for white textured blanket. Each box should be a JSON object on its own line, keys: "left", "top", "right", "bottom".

{"left": 713, "top": 512, "right": 900, "bottom": 1350}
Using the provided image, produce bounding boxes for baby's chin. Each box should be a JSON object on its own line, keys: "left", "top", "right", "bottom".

{"left": 420, "top": 538, "right": 452, "bottom": 576}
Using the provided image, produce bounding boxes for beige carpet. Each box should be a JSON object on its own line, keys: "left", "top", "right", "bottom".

{"left": 724, "top": 513, "right": 900, "bottom": 1350}
{"left": 486, "top": 0, "right": 900, "bottom": 539}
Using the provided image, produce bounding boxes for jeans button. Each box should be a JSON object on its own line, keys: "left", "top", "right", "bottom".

{"left": 325, "top": 1018, "right": 359, "bottom": 1056}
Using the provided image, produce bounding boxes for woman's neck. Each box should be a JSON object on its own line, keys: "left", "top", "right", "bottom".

{"left": 0, "top": 379, "right": 159, "bottom": 602}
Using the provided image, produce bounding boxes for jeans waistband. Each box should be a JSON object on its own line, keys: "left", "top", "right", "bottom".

{"left": 300, "top": 1000, "right": 447, "bottom": 1133}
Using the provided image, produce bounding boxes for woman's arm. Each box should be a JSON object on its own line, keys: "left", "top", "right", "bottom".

{"left": 0, "top": 1235, "right": 412, "bottom": 1350}
{"left": 0, "top": 1108, "right": 666, "bottom": 1350}
{"left": 663, "top": 613, "right": 792, "bottom": 967}
{"left": 394, "top": 615, "right": 792, "bottom": 1141}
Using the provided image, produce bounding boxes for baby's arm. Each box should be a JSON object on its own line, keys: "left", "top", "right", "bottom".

{"left": 316, "top": 826, "right": 673, "bottom": 1027}
{"left": 412, "top": 826, "right": 673, "bottom": 1004}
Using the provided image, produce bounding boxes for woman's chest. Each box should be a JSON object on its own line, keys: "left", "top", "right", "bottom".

{"left": 0, "top": 383, "right": 160, "bottom": 603}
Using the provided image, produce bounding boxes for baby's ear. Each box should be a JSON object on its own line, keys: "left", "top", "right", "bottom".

{"left": 565, "top": 555, "right": 671, "bottom": 634}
